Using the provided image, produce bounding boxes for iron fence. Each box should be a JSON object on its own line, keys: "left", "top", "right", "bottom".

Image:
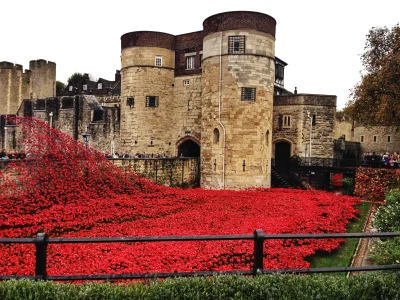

{"left": 1, "top": 230, "right": 400, "bottom": 281}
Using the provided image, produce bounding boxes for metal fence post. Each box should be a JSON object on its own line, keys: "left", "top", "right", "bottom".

{"left": 253, "top": 229, "right": 264, "bottom": 276}
{"left": 35, "top": 232, "right": 48, "bottom": 280}
{"left": 181, "top": 159, "right": 184, "bottom": 186}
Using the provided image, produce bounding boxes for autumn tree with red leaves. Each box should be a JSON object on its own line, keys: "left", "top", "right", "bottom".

{"left": 345, "top": 24, "right": 400, "bottom": 125}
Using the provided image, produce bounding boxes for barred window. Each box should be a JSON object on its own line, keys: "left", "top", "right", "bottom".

{"left": 126, "top": 97, "right": 134, "bottom": 107}
{"left": 241, "top": 87, "right": 256, "bottom": 102}
{"left": 34, "top": 99, "right": 46, "bottom": 110}
{"left": 228, "top": 36, "right": 245, "bottom": 54}
{"left": 146, "top": 96, "right": 159, "bottom": 108}
{"left": 155, "top": 55, "right": 162, "bottom": 67}
{"left": 186, "top": 56, "right": 195, "bottom": 70}
{"left": 183, "top": 80, "right": 190, "bottom": 86}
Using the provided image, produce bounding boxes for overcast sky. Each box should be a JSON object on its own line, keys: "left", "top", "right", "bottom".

{"left": 1, "top": 0, "right": 399, "bottom": 109}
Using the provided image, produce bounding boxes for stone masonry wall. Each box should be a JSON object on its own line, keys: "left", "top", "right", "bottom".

{"left": 354, "top": 126, "right": 400, "bottom": 154}
{"left": 273, "top": 95, "right": 336, "bottom": 158}
{"left": 172, "top": 74, "right": 202, "bottom": 154}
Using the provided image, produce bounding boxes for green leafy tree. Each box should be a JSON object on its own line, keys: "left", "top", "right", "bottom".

{"left": 56, "top": 81, "right": 65, "bottom": 95}
{"left": 67, "top": 72, "right": 84, "bottom": 84}
{"left": 345, "top": 24, "right": 400, "bottom": 125}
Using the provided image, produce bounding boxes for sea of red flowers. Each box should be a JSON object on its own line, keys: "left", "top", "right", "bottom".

{"left": 0, "top": 118, "right": 361, "bottom": 276}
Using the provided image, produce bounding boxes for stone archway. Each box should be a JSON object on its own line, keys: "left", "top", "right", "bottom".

{"left": 274, "top": 141, "right": 291, "bottom": 171}
{"left": 177, "top": 138, "right": 200, "bottom": 157}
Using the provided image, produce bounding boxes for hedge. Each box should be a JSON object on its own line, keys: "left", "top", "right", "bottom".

{"left": 1, "top": 272, "right": 400, "bottom": 300}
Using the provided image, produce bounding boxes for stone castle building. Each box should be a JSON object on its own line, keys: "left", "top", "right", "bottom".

{"left": 4, "top": 11, "right": 379, "bottom": 190}
{"left": 0, "top": 60, "right": 56, "bottom": 115}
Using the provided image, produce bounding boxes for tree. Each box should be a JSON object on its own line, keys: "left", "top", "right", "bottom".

{"left": 67, "top": 72, "right": 84, "bottom": 84}
{"left": 56, "top": 81, "right": 66, "bottom": 96}
{"left": 345, "top": 24, "right": 400, "bottom": 125}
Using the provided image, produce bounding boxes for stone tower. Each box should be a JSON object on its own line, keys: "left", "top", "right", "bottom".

{"left": 200, "top": 12, "right": 276, "bottom": 189}
{"left": 0, "top": 62, "right": 31, "bottom": 114}
{"left": 29, "top": 59, "right": 56, "bottom": 99}
{"left": 120, "top": 32, "right": 176, "bottom": 155}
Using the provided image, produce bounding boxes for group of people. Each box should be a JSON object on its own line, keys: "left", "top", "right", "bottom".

{"left": 363, "top": 152, "right": 400, "bottom": 168}
{"left": 103, "top": 152, "right": 184, "bottom": 159}
{"left": 0, "top": 149, "right": 26, "bottom": 160}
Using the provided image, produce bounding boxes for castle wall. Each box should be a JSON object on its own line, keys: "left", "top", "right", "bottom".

{"left": 201, "top": 28, "right": 275, "bottom": 189}
{"left": 273, "top": 95, "right": 336, "bottom": 158}
{"left": 354, "top": 126, "right": 400, "bottom": 154}
{"left": 334, "top": 117, "right": 353, "bottom": 140}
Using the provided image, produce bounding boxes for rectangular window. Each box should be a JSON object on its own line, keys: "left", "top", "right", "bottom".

{"left": 82, "top": 84, "right": 87, "bottom": 91}
{"left": 283, "top": 115, "right": 291, "bottom": 128}
{"left": 98, "top": 83, "right": 102, "bottom": 89}
{"left": 146, "top": 96, "right": 159, "bottom": 108}
{"left": 186, "top": 56, "right": 195, "bottom": 70}
{"left": 228, "top": 36, "right": 245, "bottom": 54}
{"left": 387, "top": 135, "right": 391, "bottom": 143}
{"left": 199, "top": 54, "right": 203, "bottom": 68}
{"left": 241, "top": 87, "right": 256, "bottom": 102}
{"left": 312, "top": 115, "right": 316, "bottom": 126}
{"left": 183, "top": 79, "right": 190, "bottom": 86}
{"left": 69, "top": 86, "right": 73, "bottom": 91}
{"left": 373, "top": 136, "right": 377, "bottom": 143}
{"left": 155, "top": 55, "right": 162, "bottom": 67}
{"left": 126, "top": 97, "right": 134, "bottom": 107}
{"left": 360, "top": 136, "right": 364, "bottom": 143}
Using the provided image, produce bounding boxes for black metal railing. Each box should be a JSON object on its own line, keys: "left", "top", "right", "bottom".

{"left": 1, "top": 230, "right": 400, "bottom": 281}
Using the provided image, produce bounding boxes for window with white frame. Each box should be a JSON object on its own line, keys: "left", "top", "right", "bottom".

{"left": 186, "top": 56, "right": 195, "bottom": 70}
{"left": 155, "top": 55, "right": 162, "bottom": 67}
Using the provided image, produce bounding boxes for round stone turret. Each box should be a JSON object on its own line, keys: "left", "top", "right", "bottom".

{"left": 201, "top": 11, "right": 276, "bottom": 189}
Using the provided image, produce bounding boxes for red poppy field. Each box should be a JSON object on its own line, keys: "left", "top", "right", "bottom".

{"left": 0, "top": 118, "right": 361, "bottom": 277}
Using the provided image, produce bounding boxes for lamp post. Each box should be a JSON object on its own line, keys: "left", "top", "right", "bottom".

{"left": 307, "top": 111, "right": 312, "bottom": 165}
{"left": 49, "top": 112, "right": 53, "bottom": 128}
{"left": 82, "top": 131, "right": 90, "bottom": 149}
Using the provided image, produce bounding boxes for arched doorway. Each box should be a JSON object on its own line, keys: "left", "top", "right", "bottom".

{"left": 275, "top": 141, "right": 291, "bottom": 171}
{"left": 178, "top": 139, "right": 200, "bottom": 157}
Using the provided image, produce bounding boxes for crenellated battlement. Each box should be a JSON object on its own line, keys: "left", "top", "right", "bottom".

{"left": 29, "top": 59, "right": 56, "bottom": 69}
{"left": 0, "top": 62, "right": 23, "bottom": 70}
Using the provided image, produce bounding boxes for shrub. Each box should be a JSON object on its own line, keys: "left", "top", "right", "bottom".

{"left": 354, "top": 168, "right": 400, "bottom": 202}
{"left": 1, "top": 273, "right": 400, "bottom": 300}
{"left": 370, "top": 189, "right": 400, "bottom": 265}
{"left": 341, "top": 177, "right": 355, "bottom": 196}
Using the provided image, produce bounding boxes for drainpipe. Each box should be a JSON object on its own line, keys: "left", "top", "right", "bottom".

{"left": 218, "top": 32, "right": 226, "bottom": 189}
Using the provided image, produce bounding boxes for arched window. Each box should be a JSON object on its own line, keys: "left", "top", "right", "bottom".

{"left": 213, "top": 128, "right": 220, "bottom": 144}
{"left": 266, "top": 130, "right": 270, "bottom": 146}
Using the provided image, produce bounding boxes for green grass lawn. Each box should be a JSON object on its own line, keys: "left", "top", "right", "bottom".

{"left": 307, "top": 202, "right": 371, "bottom": 275}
